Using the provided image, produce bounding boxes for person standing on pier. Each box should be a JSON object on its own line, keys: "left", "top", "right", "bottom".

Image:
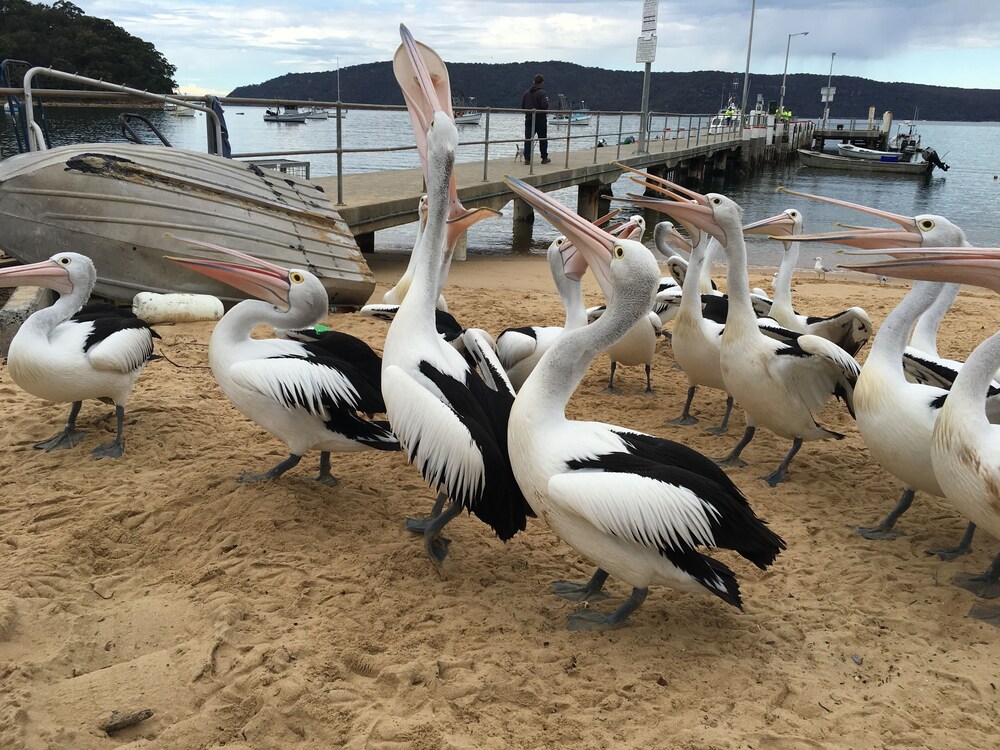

{"left": 521, "top": 74, "right": 550, "bottom": 165}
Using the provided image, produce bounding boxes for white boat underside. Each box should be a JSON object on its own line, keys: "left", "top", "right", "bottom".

{"left": 0, "top": 143, "right": 375, "bottom": 305}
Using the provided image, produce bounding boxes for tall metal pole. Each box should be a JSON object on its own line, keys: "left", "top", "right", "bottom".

{"left": 336, "top": 57, "right": 341, "bottom": 102}
{"left": 639, "top": 60, "right": 651, "bottom": 153}
{"left": 778, "top": 31, "right": 808, "bottom": 129}
{"left": 821, "top": 51, "right": 836, "bottom": 127}
{"left": 739, "top": 0, "right": 756, "bottom": 118}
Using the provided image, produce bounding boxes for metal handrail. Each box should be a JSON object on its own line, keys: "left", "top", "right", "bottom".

{"left": 16, "top": 69, "right": 224, "bottom": 154}
{"left": 2, "top": 82, "right": 761, "bottom": 202}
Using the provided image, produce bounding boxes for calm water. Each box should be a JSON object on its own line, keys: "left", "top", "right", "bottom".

{"left": 3, "top": 105, "right": 999, "bottom": 268}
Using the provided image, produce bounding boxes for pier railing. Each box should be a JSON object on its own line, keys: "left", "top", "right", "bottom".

{"left": 3, "top": 78, "right": 795, "bottom": 207}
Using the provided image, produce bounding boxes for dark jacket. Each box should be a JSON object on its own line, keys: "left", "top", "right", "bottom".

{"left": 521, "top": 85, "right": 549, "bottom": 113}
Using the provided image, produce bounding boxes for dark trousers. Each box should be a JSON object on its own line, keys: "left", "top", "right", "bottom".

{"left": 523, "top": 115, "right": 548, "bottom": 162}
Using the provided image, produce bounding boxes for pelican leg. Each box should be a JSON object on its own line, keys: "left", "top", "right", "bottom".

{"left": 421, "top": 501, "right": 464, "bottom": 564}
{"left": 405, "top": 491, "right": 449, "bottom": 533}
{"left": 552, "top": 568, "right": 610, "bottom": 602}
{"left": 92, "top": 405, "right": 126, "bottom": 459}
{"left": 604, "top": 361, "right": 619, "bottom": 394}
{"left": 705, "top": 395, "right": 734, "bottom": 436}
{"left": 850, "top": 489, "right": 914, "bottom": 540}
{"left": 566, "top": 587, "right": 649, "bottom": 631}
{"left": 239, "top": 453, "right": 302, "bottom": 483}
{"left": 643, "top": 364, "right": 653, "bottom": 394}
{"left": 314, "top": 451, "right": 340, "bottom": 486}
{"left": 668, "top": 386, "right": 699, "bottom": 426}
{"left": 954, "top": 551, "right": 1000, "bottom": 600}
{"left": 761, "top": 438, "right": 803, "bottom": 487}
{"left": 714, "top": 425, "right": 755, "bottom": 468}
{"left": 928, "top": 523, "right": 976, "bottom": 561}
{"left": 34, "top": 401, "right": 87, "bottom": 451}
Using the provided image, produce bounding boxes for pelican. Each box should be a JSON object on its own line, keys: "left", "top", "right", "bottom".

{"left": 0, "top": 253, "right": 158, "bottom": 458}
{"left": 381, "top": 195, "right": 449, "bottom": 312}
{"left": 660, "top": 188, "right": 861, "bottom": 486}
{"left": 742, "top": 208, "right": 872, "bottom": 356}
{"left": 166, "top": 237, "right": 400, "bottom": 484}
{"left": 380, "top": 25, "right": 531, "bottom": 562}
{"left": 841, "top": 248, "right": 1000, "bottom": 621}
{"left": 496, "top": 236, "right": 589, "bottom": 391}
{"left": 504, "top": 174, "right": 785, "bottom": 630}
{"left": 774, "top": 187, "right": 979, "bottom": 388}
{"left": 598, "top": 216, "right": 662, "bottom": 394}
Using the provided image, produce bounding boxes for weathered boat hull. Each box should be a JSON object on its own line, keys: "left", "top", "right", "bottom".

{"left": 797, "top": 149, "right": 932, "bottom": 175}
{"left": 0, "top": 143, "right": 375, "bottom": 306}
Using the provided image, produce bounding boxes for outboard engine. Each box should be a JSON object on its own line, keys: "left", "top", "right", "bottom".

{"left": 922, "top": 148, "right": 949, "bottom": 171}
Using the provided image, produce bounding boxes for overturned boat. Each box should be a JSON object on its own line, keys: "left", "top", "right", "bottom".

{"left": 0, "top": 64, "right": 374, "bottom": 306}
{"left": 0, "top": 143, "right": 375, "bottom": 306}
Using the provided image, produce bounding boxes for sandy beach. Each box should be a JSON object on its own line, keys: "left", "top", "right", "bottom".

{"left": 1, "top": 252, "right": 998, "bottom": 749}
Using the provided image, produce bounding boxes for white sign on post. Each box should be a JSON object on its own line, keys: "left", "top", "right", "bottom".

{"left": 820, "top": 86, "right": 836, "bottom": 103}
{"left": 642, "top": 0, "right": 659, "bottom": 33}
{"left": 636, "top": 34, "right": 657, "bottom": 63}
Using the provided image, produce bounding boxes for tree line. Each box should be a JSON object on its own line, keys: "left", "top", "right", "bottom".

{"left": 231, "top": 61, "right": 1000, "bottom": 123}
{"left": 0, "top": 0, "right": 176, "bottom": 93}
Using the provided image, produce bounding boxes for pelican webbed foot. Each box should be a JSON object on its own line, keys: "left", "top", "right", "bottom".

{"left": 92, "top": 405, "right": 125, "bottom": 459}
{"left": 314, "top": 451, "right": 340, "bottom": 486}
{"left": 238, "top": 453, "right": 302, "bottom": 483}
{"left": 669, "top": 387, "right": 699, "bottom": 426}
{"left": 713, "top": 425, "right": 756, "bottom": 468}
{"left": 966, "top": 603, "right": 1000, "bottom": 628}
{"left": 761, "top": 438, "right": 803, "bottom": 487}
{"left": 420, "top": 501, "right": 463, "bottom": 564}
{"left": 35, "top": 401, "right": 86, "bottom": 451}
{"left": 849, "top": 489, "right": 914, "bottom": 540}
{"left": 565, "top": 587, "right": 648, "bottom": 631}
{"left": 704, "top": 396, "right": 734, "bottom": 436}
{"left": 953, "top": 552, "right": 1000, "bottom": 599}
{"left": 405, "top": 491, "right": 448, "bottom": 534}
{"left": 552, "top": 568, "right": 610, "bottom": 602}
{"left": 927, "top": 523, "right": 976, "bottom": 561}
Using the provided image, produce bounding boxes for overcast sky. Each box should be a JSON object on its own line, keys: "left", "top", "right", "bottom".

{"left": 74, "top": 0, "right": 999, "bottom": 96}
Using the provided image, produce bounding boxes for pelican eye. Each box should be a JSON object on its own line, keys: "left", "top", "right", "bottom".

{"left": 919, "top": 219, "right": 935, "bottom": 231}
{"left": 58, "top": 257, "right": 71, "bottom": 265}
{"left": 711, "top": 197, "right": 722, "bottom": 205}
{"left": 289, "top": 271, "right": 305, "bottom": 284}
{"left": 613, "top": 245, "right": 625, "bottom": 259}
{"left": 556, "top": 237, "right": 564, "bottom": 246}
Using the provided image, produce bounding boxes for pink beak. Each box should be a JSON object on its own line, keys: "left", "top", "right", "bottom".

{"left": 838, "top": 247, "right": 1000, "bottom": 293}
{"left": 775, "top": 186, "right": 921, "bottom": 248}
{"left": 165, "top": 235, "right": 291, "bottom": 308}
{"left": 0, "top": 259, "right": 74, "bottom": 295}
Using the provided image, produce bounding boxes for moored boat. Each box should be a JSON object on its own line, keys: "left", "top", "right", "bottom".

{"left": 797, "top": 148, "right": 933, "bottom": 175}
{"left": 263, "top": 106, "right": 306, "bottom": 123}
{"left": 551, "top": 94, "right": 591, "bottom": 126}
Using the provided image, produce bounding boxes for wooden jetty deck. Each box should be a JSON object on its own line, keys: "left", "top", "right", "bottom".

{"left": 312, "top": 128, "right": 792, "bottom": 253}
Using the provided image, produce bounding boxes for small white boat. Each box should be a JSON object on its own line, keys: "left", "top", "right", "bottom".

{"left": 452, "top": 95, "right": 482, "bottom": 125}
{"left": 551, "top": 94, "right": 591, "bottom": 126}
{"left": 263, "top": 106, "right": 307, "bottom": 123}
{"left": 303, "top": 107, "right": 330, "bottom": 120}
{"left": 837, "top": 143, "right": 904, "bottom": 162}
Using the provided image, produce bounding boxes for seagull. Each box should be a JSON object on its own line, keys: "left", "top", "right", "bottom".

{"left": 655, "top": 187, "right": 860, "bottom": 486}
{"left": 166, "top": 237, "right": 400, "bottom": 484}
{"left": 0, "top": 253, "right": 158, "bottom": 458}
{"left": 504, "top": 174, "right": 785, "bottom": 630}
{"left": 813, "top": 256, "right": 832, "bottom": 280}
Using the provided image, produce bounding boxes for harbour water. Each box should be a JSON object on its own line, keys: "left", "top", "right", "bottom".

{"left": 3, "top": 105, "right": 998, "bottom": 268}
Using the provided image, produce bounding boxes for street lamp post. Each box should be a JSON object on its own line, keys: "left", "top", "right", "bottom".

{"left": 777, "top": 30, "right": 808, "bottom": 132}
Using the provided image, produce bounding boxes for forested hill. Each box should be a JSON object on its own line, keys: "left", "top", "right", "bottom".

{"left": 230, "top": 61, "right": 999, "bottom": 122}
{"left": 0, "top": 0, "right": 176, "bottom": 92}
